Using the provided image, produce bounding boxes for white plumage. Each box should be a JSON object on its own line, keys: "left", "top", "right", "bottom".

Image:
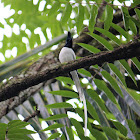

{"left": 59, "top": 47, "right": 76, "bottom": 63}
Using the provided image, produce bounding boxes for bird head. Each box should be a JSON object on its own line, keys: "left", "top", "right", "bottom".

{"left": 65, "top": 31, "right": 72, "bottom": 48}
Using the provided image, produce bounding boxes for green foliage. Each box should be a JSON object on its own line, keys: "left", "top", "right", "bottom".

{"left": 132, "top": 0, "right": 140, "bottom": 8}
{"left": 88, "top": 5, "right": 98, "bottom": 32}
{"left": 66, "top": 126, "right": 74, "bottom": 140}
{"left": 0, "top": 123, "right": 7, "bottom": 140}
{"left": 87, "top": 89, "right": 108, "bottom": 113}
{"left": 127, "top": 120, "right": 137, "bottom": 134}
{"left": 119, "top": 60, "right": 137, "bottom": 85}
{"left": 46, "top": 102, "right": 73, "bottom": 108}
{"left": 47, "top": 133, "right": 61, "bottom": 140}
{"left": 76, "top": 4, "right": 84, "bottom": 34}
{"left": 95, "top": 27, "right": 121, "bottom": 45}
{"left": 70, "top": 118, "right": 85, "bottom": 139}
{"left": 135, "top": 8, "right": 140, "bottom": 20}
{"left": 78, "top": 68, "right": 92, "bottom": 77}
{"left": 103, "top": 127, "right": 118, "bottom": 140}
{"left": 94, "top": 79, "right": 117, "bottom": 104}
{"left": 121, "top": 6, "right": 138, "bottom": 35}
{"left": 87, "top": 32, "right": 114, "bottom": 50}
{"left": 131, "top": 57, "right": 140, "bottom": 71}
{"left": 108, "top": 63, "right": 127, "bottom": 87}
{"left": 87, "top": 100, "right": 100, "bottom": 123}
{"left": 127, "top": 88, "right": 140, "bottom": 104}
{"left": 0, "top": 120, "right": 35, "bottom": 140}
{"left": 101, "top": 70, "right": 123, "bottom": 97}
{"left": 49, "top": 90, "right": 78, "bottom": 98}
{"left": 78, "top": 43, "right": 101, "bottom": 53}
{"left": 56, "top": 76, "right": 74, "bottom": 84}
{"left": 61, "top": 2, "right": 72, "bottom": 26}
{"left": 111, "top": 23, "right": 129, "bottom": 40}
{"left": 41, "top": 123, "right": 64, "bottom": 131}
{"left": 48, "top": 1, "right": 60, "bottom": 17}
{"left": 0, "top": 0, "right": 140, "bottom": 140}
{"left": 112, "top": 121, "right": 128, "bottom": 136}
{"left": 45, "top": 114, "right": 68, "bottom": 121}
{"left": 88, "top": 123, "right": 107, "bottom": 140}
{"left": 129, "top": 19, "right": 137, "bottom": 35}
{"left": 121, "top": 6, "right": 130, "bottom": 31}
{"left": 104, "top": 5, "right": 113, "bottom": 30}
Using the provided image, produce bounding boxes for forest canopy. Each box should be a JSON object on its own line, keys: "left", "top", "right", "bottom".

{"left": 0, "top": 0, "right": 140, "bottom": 140}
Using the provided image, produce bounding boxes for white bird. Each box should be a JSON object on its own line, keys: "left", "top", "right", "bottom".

{"left": 59, "top": 32, "right": 88, "bottom": 136}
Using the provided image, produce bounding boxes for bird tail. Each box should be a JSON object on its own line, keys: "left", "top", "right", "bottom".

{"left": 70, "top": 70, "right": 88, "bottom": 136}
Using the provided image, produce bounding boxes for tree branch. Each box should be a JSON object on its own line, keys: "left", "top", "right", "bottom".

{"left": 0, "top": 40, "right": 140, "bottom": 102}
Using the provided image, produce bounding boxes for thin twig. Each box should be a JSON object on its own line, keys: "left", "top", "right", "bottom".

{"left": 24, "top": 106, "right": 40, "bottom": 122}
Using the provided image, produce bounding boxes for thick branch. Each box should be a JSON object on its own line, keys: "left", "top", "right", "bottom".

{"left": 0, "top": 40, "right": 140, "bottom": 102}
